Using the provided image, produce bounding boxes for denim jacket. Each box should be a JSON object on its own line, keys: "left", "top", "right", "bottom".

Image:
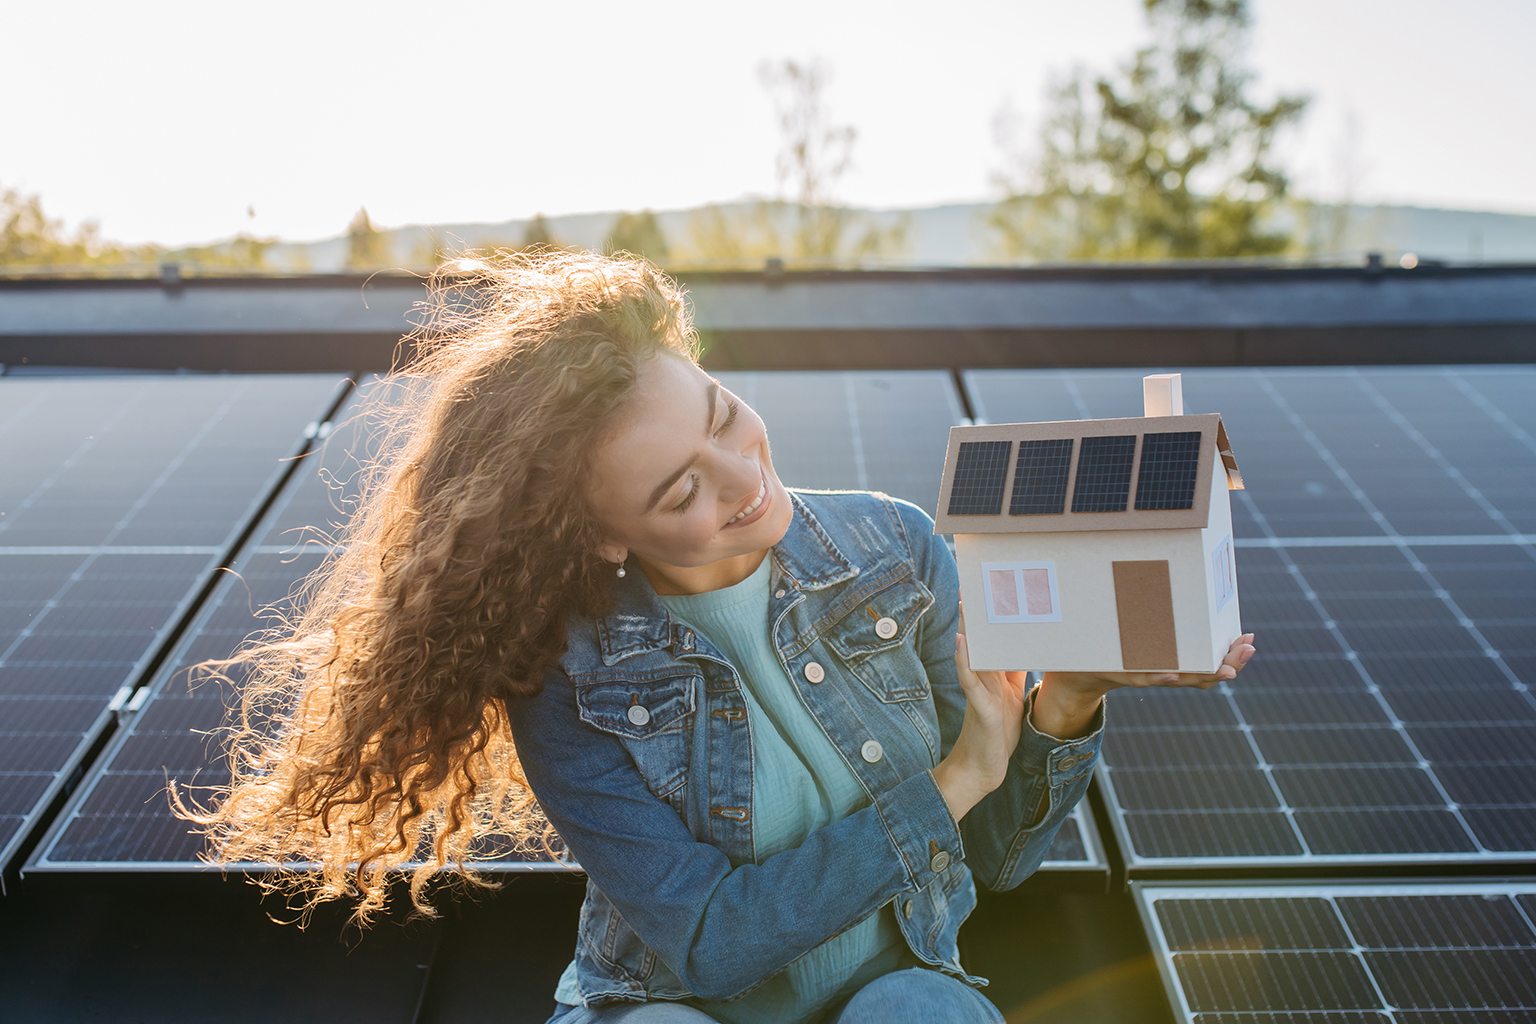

{"left": 509, "top": 490, "right": 1104, "bottom": 1007}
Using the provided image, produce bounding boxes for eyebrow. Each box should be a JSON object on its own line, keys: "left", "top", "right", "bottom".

{"left": 643, "top": 382, "right": 719, "bottom": 514}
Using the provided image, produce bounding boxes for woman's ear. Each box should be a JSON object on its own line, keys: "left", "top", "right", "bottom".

{"left": 597, "top": 543, "right": 628, "bottom": 566}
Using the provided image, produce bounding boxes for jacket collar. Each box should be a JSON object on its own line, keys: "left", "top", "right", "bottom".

{"left": 594, "top": 491, "right": 858, "bottom": 665}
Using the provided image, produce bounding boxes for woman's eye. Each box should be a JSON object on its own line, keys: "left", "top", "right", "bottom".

{"left": 713, "top": 402, "right": 738, "bottom": 439}
{"left": 671, "top": 476, "right": 699, "bottom": 514}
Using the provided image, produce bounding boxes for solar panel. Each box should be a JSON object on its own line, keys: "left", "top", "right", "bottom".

{"left": 1135, "top": 430, "right": 1202, "bottom": 510}
{"left": 965, "top": 367, "right": 1536, "bottom": 870}
{"left": 1071, "top": 435, "right": 1137, "bottom": 512}
{"left": 948, "top": 440, "right": 1012, "bottom": 516}
{"left": 1010, "top": 438, "right": 1075, "bottom": 516}
{"left": 0, "top": 374, "right": 347, "bottom": 876}
{"left": 1135, "top": 883, "right": 1536, "bottom": 1023}
{"left": 26, "top": 381, "right": 565, "bottom": 872}
{"left": 30, "top": 372, "right": 1105, "bottom": 879}
{"left": 712, "top": 371, "right": 966, "bottom": 518}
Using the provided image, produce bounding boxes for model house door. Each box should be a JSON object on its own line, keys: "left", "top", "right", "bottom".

{"left": 1112, "top": 560, "right": 1179, "bottom": 670}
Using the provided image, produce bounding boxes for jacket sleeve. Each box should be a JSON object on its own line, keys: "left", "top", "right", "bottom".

{"left": 889, "top": 496, "right": 1104, "bottom": 892}
{"left": 509, "top": 662, "right": 965, "bottom": 1001}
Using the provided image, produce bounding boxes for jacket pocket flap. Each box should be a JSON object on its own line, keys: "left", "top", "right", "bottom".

{"left": 576, "top": 674, "right": 695, "bottom": 739}
{"left": 824, "top": 578, "right": 935, "bottom": 662}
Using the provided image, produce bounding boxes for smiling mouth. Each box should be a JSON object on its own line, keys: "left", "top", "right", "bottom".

{"left": 726, "top": 476, "right": 769, "bottom": 528}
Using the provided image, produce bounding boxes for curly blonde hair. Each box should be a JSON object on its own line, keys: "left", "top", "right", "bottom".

{"left": 181, "top": 250, "right": 698, "bottom": 920}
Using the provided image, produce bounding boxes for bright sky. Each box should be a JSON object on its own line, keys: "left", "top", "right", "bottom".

{"left": 4, "top": 0, "right": 1533, "bottom": 247}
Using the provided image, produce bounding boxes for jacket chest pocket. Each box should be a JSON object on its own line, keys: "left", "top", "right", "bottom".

{"left": 575, "top": 673, "right": 695, "bottom": 812}
{"left": 825, "top": 576, "right": 935, "bottom": 703}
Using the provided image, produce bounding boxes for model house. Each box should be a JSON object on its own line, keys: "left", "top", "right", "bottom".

{"left": 934, "top": 374, "right": 1244, "bottom": 674}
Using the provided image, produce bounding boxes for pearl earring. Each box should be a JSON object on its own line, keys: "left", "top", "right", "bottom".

{"left": 616, "top": 558, "right": 627, "bottom": 579}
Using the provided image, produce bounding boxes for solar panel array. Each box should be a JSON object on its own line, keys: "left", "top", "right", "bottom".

{"left": 1137, "top": 883, "right": 1536, "bottom": 1022}
{"left": 0, "top": 374, "right": 346, "bottom": 873}
{"left": 24, "top": 371, "right": 1103, "bottom": 876}
{"left": 24, "top": 382, "right": 557, "bottom": 871}
{"left": 967, "top": 367, "right": 1536, "bottom": 870}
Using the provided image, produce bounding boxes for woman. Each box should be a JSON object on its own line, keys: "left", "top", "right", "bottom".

{"left": 197, "top": 252, "right": 1254, "bottom": 1024}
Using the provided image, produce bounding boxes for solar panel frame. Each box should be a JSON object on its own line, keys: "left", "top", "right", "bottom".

{"left": 963, "top": 366, "right": 1536, "bottom": 871}
{"left": 1133, "top": 882, "right": 1536, "bottom": 1024}
{"left": 0, "top": 374, "right": 350, "bottom": 877}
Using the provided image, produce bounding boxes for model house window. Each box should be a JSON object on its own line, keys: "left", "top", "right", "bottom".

{"left": 982, "top": 562, "right": 1062, "bottom": 623}
{"left": 1213, "top": 534, "right": 1236, "bottom": 610}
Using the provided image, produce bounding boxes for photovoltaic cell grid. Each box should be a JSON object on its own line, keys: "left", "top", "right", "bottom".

{"left": 712, "top": 371, "right": 966, "bottom": 519}
{"left": 27, "top": 372, "right": 1103, "bottom": 875}
{"left": 1136, "top": 884, "right": 1536, "bottom": 1022}
{"left": 1070, "top": 434, "right": 1137, "bottom": 512}
{"left": 28, "top": 382, "right": 561, "bottom": 871}
{"left": 0, "top": 374, "right": 346, "bottom": 873}
{"left": 948, "top": 441, "right": 1012, "bottom": 515}
{"left": 1010, "top": 438, "right": 1075, "bottom": 516}
{"left": 964, "top": 367, "right": 1536, "bottom": 868}
{"left": 1136, "top": 430, "right": 1203, "bottom": 511}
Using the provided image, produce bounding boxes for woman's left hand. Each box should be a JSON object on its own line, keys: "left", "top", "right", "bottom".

{"left": 1031, "top": 633, "right": 1257, "bottom": 740}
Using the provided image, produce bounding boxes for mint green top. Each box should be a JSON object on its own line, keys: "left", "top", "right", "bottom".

{"left": 659, "top": 554, "right": 907, "bottom": 1024}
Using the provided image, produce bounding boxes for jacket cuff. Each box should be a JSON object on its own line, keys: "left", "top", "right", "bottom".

{"left": 875, "top": 768, "right": 966, "bottom": 890}
{"left": 1016, "top": 686, "right": 1105, "bottom": 787}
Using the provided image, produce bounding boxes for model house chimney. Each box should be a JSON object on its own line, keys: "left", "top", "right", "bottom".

{"left": 1144, "top": 373, "right": 1183, "bottom": 417}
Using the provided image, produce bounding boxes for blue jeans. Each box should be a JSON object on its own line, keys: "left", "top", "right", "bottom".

{"left": 545, "top": 967, "right": 1005, "bottom": 1024}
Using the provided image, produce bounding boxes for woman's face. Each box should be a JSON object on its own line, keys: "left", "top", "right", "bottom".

{"left": 589, "top": 353, "right": 794, "bottom": 577}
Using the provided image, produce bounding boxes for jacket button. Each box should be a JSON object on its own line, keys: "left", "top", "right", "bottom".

{"left": 627, "top": 705, "right": 651, "bottom": 726}
{"left": 929, "top": 850, "right": 950, "bottom": 873}
{"left": 775, "top": 589, "right": 786, "bottom": 599}
{"left": 1058, "top": 755, "right": 1078, "bottom": 771}
{"left": 902, "top": 899, "right": 913, "bottom": 919}
{"left": 875, "top": 616, "right": 898, "bottom": 639}
{"left": 803, "top": 662, "right": 825, "bottom": 683}
{"left": 861, "top": 740, "right": 883, "bottom": 763}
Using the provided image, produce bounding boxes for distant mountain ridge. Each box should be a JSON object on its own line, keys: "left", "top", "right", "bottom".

{"left": 259, "top": 200, "right": 1536, "bottom": 272}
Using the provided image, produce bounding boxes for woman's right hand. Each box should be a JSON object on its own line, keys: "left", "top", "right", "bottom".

{"left": 931, "top": 618, "right": 1031, "bottom": 823}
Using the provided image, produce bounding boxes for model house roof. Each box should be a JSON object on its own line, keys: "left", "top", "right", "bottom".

{"left": 932, "top": 413, "right": 1244, "bottom": 535}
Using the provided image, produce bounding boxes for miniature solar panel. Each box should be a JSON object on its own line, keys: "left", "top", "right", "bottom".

{"left": 0, "top": 374, "right": 347, "bottom": 874}
{"left": 1070, "top": 434, "right": 1137, "bottom": 512}
{"left": 1135, "top": 430, "right": 1202, "bottom": 511}
{"left": 963, "top": 367, "right": 1536, "bottom": 869}
{"left": 1009, "top": 438, "right": 1075, "bottom": 516}
{"left": 712, "top": 371, "right": 966, "bottom": 518}
{"left": 1135, "top": 883, "right": 1536, "bottom": 1023}
{"left": 948, "top": 441, "right": 1012, "bottom": 516}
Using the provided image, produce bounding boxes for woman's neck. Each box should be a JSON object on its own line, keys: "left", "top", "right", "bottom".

{"left": 639, "top": 547, "right": 770, "bottom": 596}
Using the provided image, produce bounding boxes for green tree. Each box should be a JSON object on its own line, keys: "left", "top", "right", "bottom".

{"left": 755, "top": 58, "right": 908, "bottom": 267}
{"left": 604, "top": 210, "right": 669, "bottom": 262}
{"left": 345, "top": 207, "right": 389, "bottom": 267}
{"left": 991, "top": 0, "right": 1308, "bottom": 260}
{"left": 1, "top": 184, "right": 154, "bottom": 267}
